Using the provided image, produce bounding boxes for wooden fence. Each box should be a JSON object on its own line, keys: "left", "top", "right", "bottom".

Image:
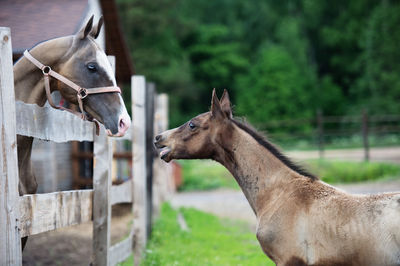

{"left": 0, "top": 27, "right": 172, "bottom": 266}
{"left": 257, "top": 110, "right": 400, "bottom": 161}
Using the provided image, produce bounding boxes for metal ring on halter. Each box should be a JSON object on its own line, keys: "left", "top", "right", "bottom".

{"left": 78, "top": 88, "right": 88, "bottom": 99}
{"left": 42, "top": 66, "right": 51, "bottom": 75}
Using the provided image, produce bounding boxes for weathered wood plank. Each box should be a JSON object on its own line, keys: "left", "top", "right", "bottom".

{"left": 0, "top": 27, "right": 22, "bottom": 265}
{"left": 92, "top": 55, "right": 116, "bottom": 266}
{"left": 109, "top": 232, "right": 134, "bottom": 266}
{"left": 152, "top": 94, "right": 173, "bottom": 219}
{"left": 110, "top": 180, "right": 133, "bottom": 205}
{"left": 132, "top": 75, "right": 148, "bottom": 265}
{"left": 92, "top": 127, "right": 112, "bottom": 266}
{"left": 15, "top": 101, "right": 95, "bottom": 142}
{"left": 145, "top": 82, "right": 155, "bottom": 237}
{"left": 18, "top": 190, "right": 93, "bottom": 237}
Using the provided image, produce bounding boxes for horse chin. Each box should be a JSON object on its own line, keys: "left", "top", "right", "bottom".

{"left": 160, "top": 147, "right": 172, "bottom": 162}
{"left": 105, "top": 128, "right": 126, "bottom": 137}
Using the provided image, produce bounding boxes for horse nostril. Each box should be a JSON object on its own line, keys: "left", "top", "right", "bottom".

{"left": 118, "top": 114, "right": 131, "bottom": 133}
{"left": 155, "top": 135, "right": 161, "bottom": 142}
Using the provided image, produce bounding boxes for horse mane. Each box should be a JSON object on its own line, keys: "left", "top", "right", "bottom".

{"left": 231, "top": 118, "right": 318, "bottom": 181}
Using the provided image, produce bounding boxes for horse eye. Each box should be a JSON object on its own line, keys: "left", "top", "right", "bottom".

{"left": 87, "top": 63, "right": 97, "bottom": 72}
{"left": 189, "top": 121, "right": 196, "bottom": 130}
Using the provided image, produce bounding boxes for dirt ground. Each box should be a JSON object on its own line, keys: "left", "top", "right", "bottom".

{"left": 22, "top": 204, "right": 133, "bottom": 266}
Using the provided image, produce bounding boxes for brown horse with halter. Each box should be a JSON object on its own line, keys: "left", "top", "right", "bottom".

{"left": 154, "top": 89, "right": 400, "bottom": 266}
{"left": 14, "top": 16, "right": 130, "bottom": 248}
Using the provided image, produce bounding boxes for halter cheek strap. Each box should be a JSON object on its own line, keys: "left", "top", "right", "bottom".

{"left": 23, "top": 50, "right": 122, "bottom": 135}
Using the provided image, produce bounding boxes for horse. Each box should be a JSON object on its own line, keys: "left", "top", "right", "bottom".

{"left": 154, "top": 89, "right": 400, "bottom": 266}
{"left": 14, "top": 15, "right": 131, "bottom": 249}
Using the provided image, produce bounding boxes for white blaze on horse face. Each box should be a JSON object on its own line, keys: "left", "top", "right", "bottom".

{"left": 96, "top": 50, "right": 117, "bottom": 86}
{"left": 96, "top": 49, "right": 131, "bottom": 137}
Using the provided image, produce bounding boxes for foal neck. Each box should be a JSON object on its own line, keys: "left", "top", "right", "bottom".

{"left": 215, "top": 120, "right": 314, "bottom": 216}
{"left": 13, "top": 36, "right": 73, "bottom": 106}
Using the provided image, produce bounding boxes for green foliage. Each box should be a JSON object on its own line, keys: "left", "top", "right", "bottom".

{"left": 307, "top": 160, "right": 400, "bottom": 183}
{"left": 117, "top": 0, "right": 400, "bottom": 129}
{"left": 354, "top": 3, "right": 400, "bottom": 114}
{"left": 179, "top": 160, "right": 238, "bottom": 191}
{"left": 136, "top": 204, "right": 273, "bottom": 266}
{"left": 236, "top": 44, "right": 315, "bottom": 125}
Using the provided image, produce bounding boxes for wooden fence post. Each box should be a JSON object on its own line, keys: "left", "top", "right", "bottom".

{"left": 145, "top": 82, "right": 155, "bottom": 237}
{"left": 362, "top": 109, "right": 369, "bottom": 161}
{"left": 92, "top": 55, "right": 116, "bottom": 266}
{"left": 92, "top": 128, "right": 112, "bottom": 265}
{"left": 317, "top": 109, "right": 324, "bottom": 159}
{"left": 0, "top": 27, "right": 22, "bottom": 266}
{"left": 157, "top": 94, "right": 174, "bottom": 197}
{"left": 132, "top": 75, "right": 147, "bottom": 265}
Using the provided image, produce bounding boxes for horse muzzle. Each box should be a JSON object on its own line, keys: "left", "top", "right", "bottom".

{"left": 154, "top": 133, "right": 173, "bottom": 161}
{"left": 106, "top": 112, "right": 131, "bottom": 137}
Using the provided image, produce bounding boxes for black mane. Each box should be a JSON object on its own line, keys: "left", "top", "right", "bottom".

{"left": 231, "top": 119, "right": 318, "bottom": 180}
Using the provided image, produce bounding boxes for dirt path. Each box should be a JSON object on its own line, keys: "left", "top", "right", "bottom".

{"left": 170, "top": 179, "right": 400, "bottom": 229}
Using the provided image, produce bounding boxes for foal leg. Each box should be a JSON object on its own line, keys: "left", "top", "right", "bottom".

{"left": 17, "top": 135, "right": 38, "bottom": 251}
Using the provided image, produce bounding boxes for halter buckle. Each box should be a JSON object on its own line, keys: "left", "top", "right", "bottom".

{"left": 42, "top": 66, "right": 51, "bottom": 75}
{"left": 78, "top": 88, "right": 88, "bottom": 99}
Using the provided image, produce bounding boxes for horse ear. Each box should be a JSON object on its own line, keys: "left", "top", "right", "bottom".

{"left": 90, "top": 16, "right": 104, "bottom": 39}
{"left": 78, "top": 15, "right": 94, "bottom": 40}
{"left": 220, "top": 89, "right": 232, "bottom": 118}
{"left": 211, "top": 89, "right": 224, "bottom": 118}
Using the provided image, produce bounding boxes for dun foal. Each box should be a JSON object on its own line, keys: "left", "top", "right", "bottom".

{"left": 155, "top": 90, "right": 400, "bottom": 266}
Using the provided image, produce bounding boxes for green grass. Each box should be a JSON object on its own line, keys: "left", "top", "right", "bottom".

{"left": 178, "top": 159, "right": 400, "bottom": 191}
{"left": 120, "top": 204, "right": 273, "bottom": 266}
{"left": 179, "top": 160, "right": 239, "bottom": 191}
{"left": 306, "top": 160, "right": 400, "bottom": 184}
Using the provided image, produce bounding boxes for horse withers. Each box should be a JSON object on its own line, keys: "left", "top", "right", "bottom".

{"left": 154, "top": 89, "right": 400, "bottom": 266}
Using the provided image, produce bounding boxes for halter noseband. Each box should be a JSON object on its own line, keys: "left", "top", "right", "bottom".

{"left": 23, "top": 50, "right": 121, "bottom": 135}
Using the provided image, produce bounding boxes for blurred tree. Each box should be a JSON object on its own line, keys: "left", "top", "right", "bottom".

{"left": 354, "top": 1, "right": 400, "bottom": 114}
{"left": 116, "top": 0, "right": 400, "bottom": 130}
{"left": 236, "top": 45, "right": 314, "bottom": 125}
{"left": 185, "top": 24, "right": 249, "bottom": 105}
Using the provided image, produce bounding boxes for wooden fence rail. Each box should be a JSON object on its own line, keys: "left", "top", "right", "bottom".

{"left": 257, "top": 110, "right": 400, "bottom": 161}
{"left": 0, "top": 28, "right": 171, "bottom": 266}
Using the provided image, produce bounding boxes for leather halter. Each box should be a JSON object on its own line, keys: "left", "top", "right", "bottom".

{"left": 23, "top": 50, "right": 121, "bottom": 135}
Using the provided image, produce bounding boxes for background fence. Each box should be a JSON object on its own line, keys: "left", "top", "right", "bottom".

{"left": 255, "top": 110, "right": 400, "bottom": 161}
{"left": 0, "top": 27, "right": 172, "bottom": 266}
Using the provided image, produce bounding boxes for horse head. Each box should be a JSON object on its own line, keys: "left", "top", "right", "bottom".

{"left": 50, "top": 16, "right": 130, "bottom": 137}
{"left": 154, "top": 89, "right": 233, "bottom": 162}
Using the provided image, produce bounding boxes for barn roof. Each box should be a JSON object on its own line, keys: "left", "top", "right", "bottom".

{"left": 0, "top": 0, "right": 134, "bottom": 83}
